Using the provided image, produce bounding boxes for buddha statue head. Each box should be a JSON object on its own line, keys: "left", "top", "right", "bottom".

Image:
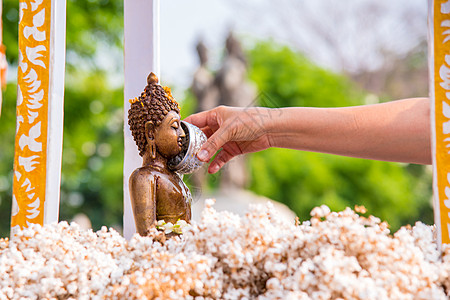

{"left": 128, "top": 72, "right": 183, "bottom": 163}
{"left": 129, "top": 72, "right": 206, "bottom": 174}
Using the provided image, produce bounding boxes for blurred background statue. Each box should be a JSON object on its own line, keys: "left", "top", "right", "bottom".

{"left": 190, "top": 41, "right": 219, "bottom": 192}
{"left": 216, "top": 32, "right": 253, "bottom": 107}
{"left": 191, "top": 32, "right": 256, "bottom": 192}
{"left": 192, "top": 40, "right": 219, "bottom": 113}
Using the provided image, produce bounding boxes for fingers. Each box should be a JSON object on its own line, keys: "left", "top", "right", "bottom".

{"left": 197, "top": 127, "right": 230, "bottom": 162}
{"left": 185, "top": 106, "right": 236, "bottom": 166}
{"left": 208, "top": 149, "right": 235, "bottom": 174}
{"left": 184, "top": 109, "right": 219, "bottom": 130}
{"left": 200, "top": 126, "right": 215, "bottom": 138}
{"left": 183, "top": 111, "right": 207, "bottom": 127}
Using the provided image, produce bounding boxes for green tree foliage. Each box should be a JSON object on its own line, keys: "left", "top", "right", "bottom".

{"left": 0, "top": 0, "right": 198, "bottom": 236}
{"left": 0, "top": 0, "right": 125, "bottom": 236}
{"left": 0, "top": 0, "right": 433, "bottom": 236}
{"left": 2, "top": 0, "right": 123, "bottom": 68}
{"left": 246, "top": 42, "right": 433, "bottom": 231}
{"left": 0, "top": 82, "right": 16, "bottom": 237}
{"left": 60, "top": 71, "right": 124, "bottom": 230}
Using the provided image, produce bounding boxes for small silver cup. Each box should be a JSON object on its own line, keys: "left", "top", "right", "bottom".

{"left": 168, "top": 121, "right": 207, "bottom": 174}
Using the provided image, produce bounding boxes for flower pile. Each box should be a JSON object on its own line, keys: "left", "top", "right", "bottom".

{"left": 0, "top": 199, "right": 449, "bottom": 299}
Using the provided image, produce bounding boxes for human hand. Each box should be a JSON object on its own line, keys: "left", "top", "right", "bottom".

{"left": 184, "top": 106, "right": 275, "bottom": 173}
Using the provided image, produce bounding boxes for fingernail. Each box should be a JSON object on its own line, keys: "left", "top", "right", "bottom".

{"left": 197, "top": 150, "right": 209, "bottom": 161}
{"left": 210, "top": 164, "right": 219, "bottom": 174}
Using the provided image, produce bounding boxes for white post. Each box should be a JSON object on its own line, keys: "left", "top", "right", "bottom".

{"left": 123, "top": 0, "right": 160, "bottom": 239}
{"left": 11, "top": 0, "right": 66, "bottom": 233}
{"left": 44, "top": 0, "right": 66, "bottom": 225}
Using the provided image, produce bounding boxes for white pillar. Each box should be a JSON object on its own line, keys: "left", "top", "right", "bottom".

{"left": 44, "top": 0, "right": 66, "bottom": 225}
{"left": 123, "top": 0, "right": 160, "bottom": 239}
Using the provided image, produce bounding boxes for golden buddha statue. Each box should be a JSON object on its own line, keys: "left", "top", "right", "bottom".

{"left": 128, "top": 73, "right": 193, "bottom": 236}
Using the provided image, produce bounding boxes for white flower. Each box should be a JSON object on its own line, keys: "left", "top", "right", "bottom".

{"left": 173, "top": 220, "right": 189, "bottom": 234}
{"left": 176, "top": 220, "right": 188, "bottom": 227}
{"left": 156, "top": 220, "right": 166, "bottom": 230}
{"left": 163, "top": 222, "right": 174, "bottom": 234}
{"left": 0, "top": 202, "right": 447, "bottom": 299}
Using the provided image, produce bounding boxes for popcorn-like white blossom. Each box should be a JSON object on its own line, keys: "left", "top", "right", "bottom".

{"left": 0, "top": 202, "right": 449, "bottom": 299}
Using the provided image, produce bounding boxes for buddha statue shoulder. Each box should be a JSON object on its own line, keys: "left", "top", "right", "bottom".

{"left": 128, "top": 72, "right": 206, "bottom": 236}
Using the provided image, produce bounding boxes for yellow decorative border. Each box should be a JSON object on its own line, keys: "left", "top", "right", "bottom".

{"left": 11, "top": 0, "right": 51, "bottom": 230}
{"left": 431, "top": 0, "right": 450, "bottom": 246}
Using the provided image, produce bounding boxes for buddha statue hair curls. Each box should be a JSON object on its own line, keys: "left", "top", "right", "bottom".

{"left": 128, "top": 73, "right": 180, "bottom": 157}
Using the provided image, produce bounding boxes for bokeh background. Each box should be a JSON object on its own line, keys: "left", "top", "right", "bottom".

{"left": 0, "top": 0, "right": 432, "bottom": 237}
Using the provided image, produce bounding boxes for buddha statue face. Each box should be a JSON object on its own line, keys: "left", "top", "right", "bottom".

{"left": 148, "top": 110, "right": 186, "bottom": 159}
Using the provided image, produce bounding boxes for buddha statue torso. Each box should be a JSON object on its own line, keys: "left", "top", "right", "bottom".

{"left": 152, "top": 167, "right": 192, "bottom": 223}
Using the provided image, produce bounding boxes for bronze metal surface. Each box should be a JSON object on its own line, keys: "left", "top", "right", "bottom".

{"left": 128, "top": 73, "right": 192, "bottom": 236}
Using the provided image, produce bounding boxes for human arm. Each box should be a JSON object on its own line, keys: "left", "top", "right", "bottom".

{"left": 184, "top": 98, "right": 431, "bottom": 173}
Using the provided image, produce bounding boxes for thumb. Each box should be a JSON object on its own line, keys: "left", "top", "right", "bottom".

{"left": 197, "top": 126, "right": 230, "bottom": 162}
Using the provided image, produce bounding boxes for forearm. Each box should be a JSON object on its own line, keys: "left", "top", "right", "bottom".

{"left": 267, "top": 98, "right": 431, "bottom": 164}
